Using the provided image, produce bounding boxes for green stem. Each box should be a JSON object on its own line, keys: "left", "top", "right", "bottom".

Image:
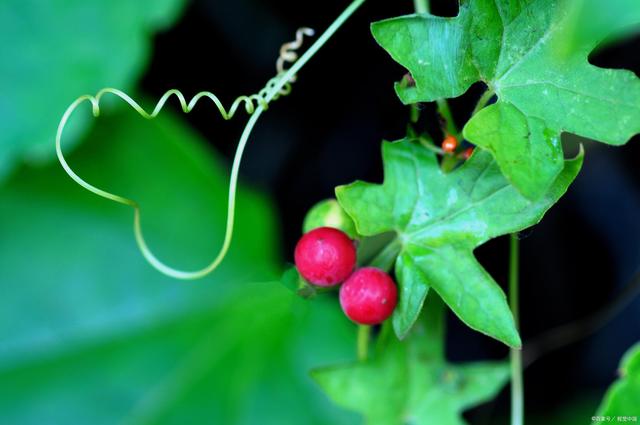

{"left": 440, "top": 154, "right": 460, "bottom": 173}
{"left": 413, "top": 0, "right": 429, "bottom": 13}
{"left": 471, "top": 89, "right": 495, "bottom": 118}
{"left": 436, "top": 98, "right": 458, "bottom": 138}
{"left": 264, "top": 0, "right": 367, "bottom": 103}
{"left": 510, "top": 234, "right": 520, "bottom": 331}
{"left": 211, "top": 0, "right": 368, "bottom": 275}
{"left": 410, "top": 103, "right": 421, "bottom": 124}
{"left": 416, "top": 135, "right": 444, "bottom": 155}
{"left": 369, "top": 238, "right": 402, "bottom": 272}
{"left": 357, "top": 325, "right": 371, "bottom": 361}
{"left": 509, "top": 233, "right": 524, "bottom": 425}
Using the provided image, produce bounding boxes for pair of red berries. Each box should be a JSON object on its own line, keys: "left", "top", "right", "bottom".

{"left": 294, "top": 227, "right": 398, "bottom": 325}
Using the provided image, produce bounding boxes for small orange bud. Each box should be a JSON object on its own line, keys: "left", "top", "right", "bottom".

{"left": 442, "top": 135, "right": 458, "bottom": 153}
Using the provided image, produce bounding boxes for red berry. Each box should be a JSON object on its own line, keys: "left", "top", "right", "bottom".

{"left": 294, "top": 227, "right": 356, "bottom": 286}
{"left": 463, "top": 147, "right": 474, "bottom": 159}
{"left": 442, "top": 135, "right": 458, "bottom": 153}
{"left": 339, "top": 267, "right": 398, "bottom": 325}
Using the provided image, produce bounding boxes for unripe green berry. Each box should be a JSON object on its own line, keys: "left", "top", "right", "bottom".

{"left": 302, "top": 199, "right": 358, "bottom": 239}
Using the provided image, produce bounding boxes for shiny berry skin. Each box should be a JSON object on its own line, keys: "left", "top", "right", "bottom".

{"left": 340, "top": 267, "right": 398, "bottom": 325}
{"left": 442, "top": 135, "right": 458, "bottom": 153}
{"left": 462, "top": 147, "right": 474, "bottom": 159}
{"left": 294, "top": 227, "right": 356, "bottom": 286}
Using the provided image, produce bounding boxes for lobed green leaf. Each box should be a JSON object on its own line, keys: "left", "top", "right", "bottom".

{"left": 372, "top": 0, "right": 640, "bottom": 199}
{"left": 337, "top": 139, "right": 583, "bottom": 345}
{"left": 313, "top": 294, "right": 510, "bottom": 425}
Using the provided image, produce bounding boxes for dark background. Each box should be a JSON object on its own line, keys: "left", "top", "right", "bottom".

{"left": 141, "top": 0, "right": 640, "bottom": 421}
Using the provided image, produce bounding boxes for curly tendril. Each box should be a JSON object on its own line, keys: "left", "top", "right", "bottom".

{"left": 277, "top": 27, "right": 315, "bottom": 85}
{"left": 56, "top": 0, "right": 367, "bottom": 280}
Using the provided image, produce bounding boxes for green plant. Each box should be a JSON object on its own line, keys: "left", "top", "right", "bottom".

{"left": 297, "top": 0, "right": 639, "bottom": 423}
{"left": 47, "top": 0, "right": 640, "bottom": 423}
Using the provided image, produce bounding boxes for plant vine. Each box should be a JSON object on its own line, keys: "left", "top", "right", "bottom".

{"left": 56, "top": 0, "right": 367, "bottom": 279}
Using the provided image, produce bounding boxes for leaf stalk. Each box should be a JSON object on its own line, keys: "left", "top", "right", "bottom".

{"left": 357, "top": 325, "right": 371, "bottom": 361}
{"left": 510, "top": 233, "right": 524, "bottom": 425}
{"left": 471, "top": 89, "right": 495, "bottom": 118}
{"left": 413, "top": 0, "right": 429, "bottom": 13}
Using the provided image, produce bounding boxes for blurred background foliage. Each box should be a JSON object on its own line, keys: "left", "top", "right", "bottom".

{"left": 0, "top": 0, "right": 185, "bottom": 178}
{"left": 0, "top": 0, "right": 359, "bottom": 423}
{"left": 0, "top": 0, "right": 639, "bottom": 424}
{"left": 0, "top": 98, "right": 357, "bottom": 423}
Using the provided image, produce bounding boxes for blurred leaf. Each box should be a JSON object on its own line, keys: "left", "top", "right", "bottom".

{"left": 336, "top": 140, "right": 582, "bottom": 346}
{"left": 372, "top": 0, "right": 640, "bottom": 199}
{"left": 281, "top": 266, "right": 320, "bottom": 299}
{"left": 313, "top": 294, "right": 510, "bottom": 425}
{"left": 564, "top": 0, "right": 640, "bottom": 53}
{"left": 281, "top": 266, "right": 303, "bottom": 293}
{"left": 595, "top": 342, "right": 640, "bottom": 419}
{"left": 0, "top": 0, "right": 185, "bottom": 178}
{"left": 0, "top": 110, "right": 356, "bottom": 424}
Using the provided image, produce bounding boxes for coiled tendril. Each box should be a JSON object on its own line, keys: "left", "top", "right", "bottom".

{"left": 56, "top": 0, "right": 366, "bottom": 280}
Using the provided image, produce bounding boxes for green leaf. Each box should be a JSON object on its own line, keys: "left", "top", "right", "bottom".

{"left": 0, "top": 0, "right": 185, "bottom": 179}
{"left": 313, "top": 294, "right": 510, "bottom": 425}
{"left": 566, "top": 0, "right": 640, "bottom": 52}
{"left": 282, "top": 266, "right": 304, "bottom": 293}
{"left": 595, "top": 343, "right": 640, "bottom": 419}
{"left": 463, "top": 103, "right": 564, "bottom": 200}
{"left": 371, "top": 0, "right": 640, "bottom": 199}
{"left": 281, "top": 266, "right": 327, "bottom": 299}
{"left": 337, "top": 139, "right": 583, "bottom": 346}
{"left": 0, "top": 111, "right": 356, "bottom": 424}
{"left": 393, "top": 252, "right": 430, "bottom": 340}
